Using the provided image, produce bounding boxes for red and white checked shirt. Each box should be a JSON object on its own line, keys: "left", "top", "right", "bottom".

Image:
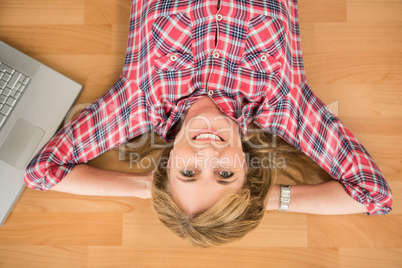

{"left": 24, "top": 0, "right": 392, "bottom": 215}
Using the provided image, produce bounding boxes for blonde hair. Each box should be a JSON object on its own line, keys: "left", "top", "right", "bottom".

{"left": 125, "top": 122, "right": 332, "bottom": 247}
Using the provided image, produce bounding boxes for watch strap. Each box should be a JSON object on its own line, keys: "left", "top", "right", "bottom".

{"left": 279, "top": 185, "right": 291, "bottom": 212}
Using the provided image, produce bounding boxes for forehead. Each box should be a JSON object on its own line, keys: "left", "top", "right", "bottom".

{"left": 168, "top": 172, "right": 246, "bottom": 214}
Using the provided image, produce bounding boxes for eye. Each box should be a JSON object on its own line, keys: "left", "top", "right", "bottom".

{"left": 180, "top": 169, "right": 196, "bottom": 177}
{"left": 219, "top": 171, "right": 234, "bottom": 178}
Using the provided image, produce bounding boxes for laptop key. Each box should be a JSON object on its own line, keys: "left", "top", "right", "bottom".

{"left": 14, "top": 92, "right": 21, "bottom": 100}
{"left": 2, "top": 73, "right": 11, "bottom": 82}
{"left": 6, "top": 97, "right": 16, "bottom": 106}
{"left": 18, "top": 75, "right": 26, "bottom": 83}
{"left": 0, "top": 104, "right": 11, "bottom": 115}
{"left": 0, "top": 80, "right": 6, "bottom": 89}
{"left": 14, "top": 82, "right": 21, "bottom": 91}
{"left": 2, "top": 88, "right": 11, "bottom": 97}
{"left": 10, "top": 88, "right": 18, "bottom": 99}
{"left": 18, "top": 84, "right": 26, "bottom": 92}
{"left": 22, "top": 77, "right": 30, "bottom": 85}
{"left": 8, "top": 72, "right": 21, "bottom": 89}
{"left": 0, "top": 95, "right": 6, "bottom": 104}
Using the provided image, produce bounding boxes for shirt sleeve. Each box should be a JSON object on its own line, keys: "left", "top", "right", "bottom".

{"left": 254, "top": 81, "right": 393, "bottom": 215}
{"left": 24, "top": 76, "right": 153, "bottom": 191}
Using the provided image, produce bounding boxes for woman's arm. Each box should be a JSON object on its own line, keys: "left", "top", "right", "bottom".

{"left": 24, "top": 77, "right": 153, "bottom": 191}
{"left": 50, "top": 164, "right": 153, "bottom": 198}
{"left": 255, "top": 82, "right": 393, "bottom": 215}
{"left": 266, "top": 181, "right": 368, "bottom": 215}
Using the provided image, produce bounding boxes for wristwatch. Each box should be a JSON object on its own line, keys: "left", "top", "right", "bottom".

{"left": 279, "top": 185, "right": 291, "bottom": 212}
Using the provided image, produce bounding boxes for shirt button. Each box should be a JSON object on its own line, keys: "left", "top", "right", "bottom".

{"left": 216, "top": 14, "right": 223, "bottom": 21}
{"left": 261, "top": 55, "right": 267, "bottom": 62}
{"left": 208, "top": 90, "right": 214, "bottom": 96}
{"left": 213, "top": 52, "right": 220, "bottom": 59}
{"left": 170, "top": 55, "right": 177, "bottom": 61}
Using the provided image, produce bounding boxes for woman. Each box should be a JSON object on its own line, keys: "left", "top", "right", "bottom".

{"left": 24, "top": 0, "right": 393, "bottom": 247}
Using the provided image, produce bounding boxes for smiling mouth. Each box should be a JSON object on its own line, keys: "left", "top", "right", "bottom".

{"left": 192, "top": 132, "right": 224, "bottom": 142}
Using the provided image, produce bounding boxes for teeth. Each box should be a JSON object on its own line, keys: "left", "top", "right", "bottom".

{"left": 194, "top": 133, "right": 223, "bottom": 141}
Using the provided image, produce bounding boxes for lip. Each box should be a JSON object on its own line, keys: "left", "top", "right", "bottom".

{"left": 192, "top": 129, "right": 224, "bottom": 141}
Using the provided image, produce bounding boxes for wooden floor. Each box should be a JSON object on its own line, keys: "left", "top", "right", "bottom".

{"left": 1, "top": 0, "right": 401, "bottom": 267}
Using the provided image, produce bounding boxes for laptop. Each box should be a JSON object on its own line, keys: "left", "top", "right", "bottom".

{"left": 0, "top": 41, "right": 82, "bottom": 226}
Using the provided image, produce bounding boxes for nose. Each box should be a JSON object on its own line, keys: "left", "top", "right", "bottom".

{"left": 197, "top": 146, "right": 219, "bottom": 158}
{"left": 194, "top": 148, "right": 221, "bottom": 170}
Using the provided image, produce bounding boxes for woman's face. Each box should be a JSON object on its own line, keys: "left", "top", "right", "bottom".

{"left": 168, "top": 98, "right": 247, "bottom": 215}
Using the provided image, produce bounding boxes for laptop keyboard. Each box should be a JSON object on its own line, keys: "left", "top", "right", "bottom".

{"left": 0, "top": 62, "right": 31, "bottom": 129}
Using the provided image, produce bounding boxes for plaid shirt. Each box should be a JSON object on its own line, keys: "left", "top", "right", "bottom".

{"left": 24, "top": 0, "right": 392, "bottom": 215}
